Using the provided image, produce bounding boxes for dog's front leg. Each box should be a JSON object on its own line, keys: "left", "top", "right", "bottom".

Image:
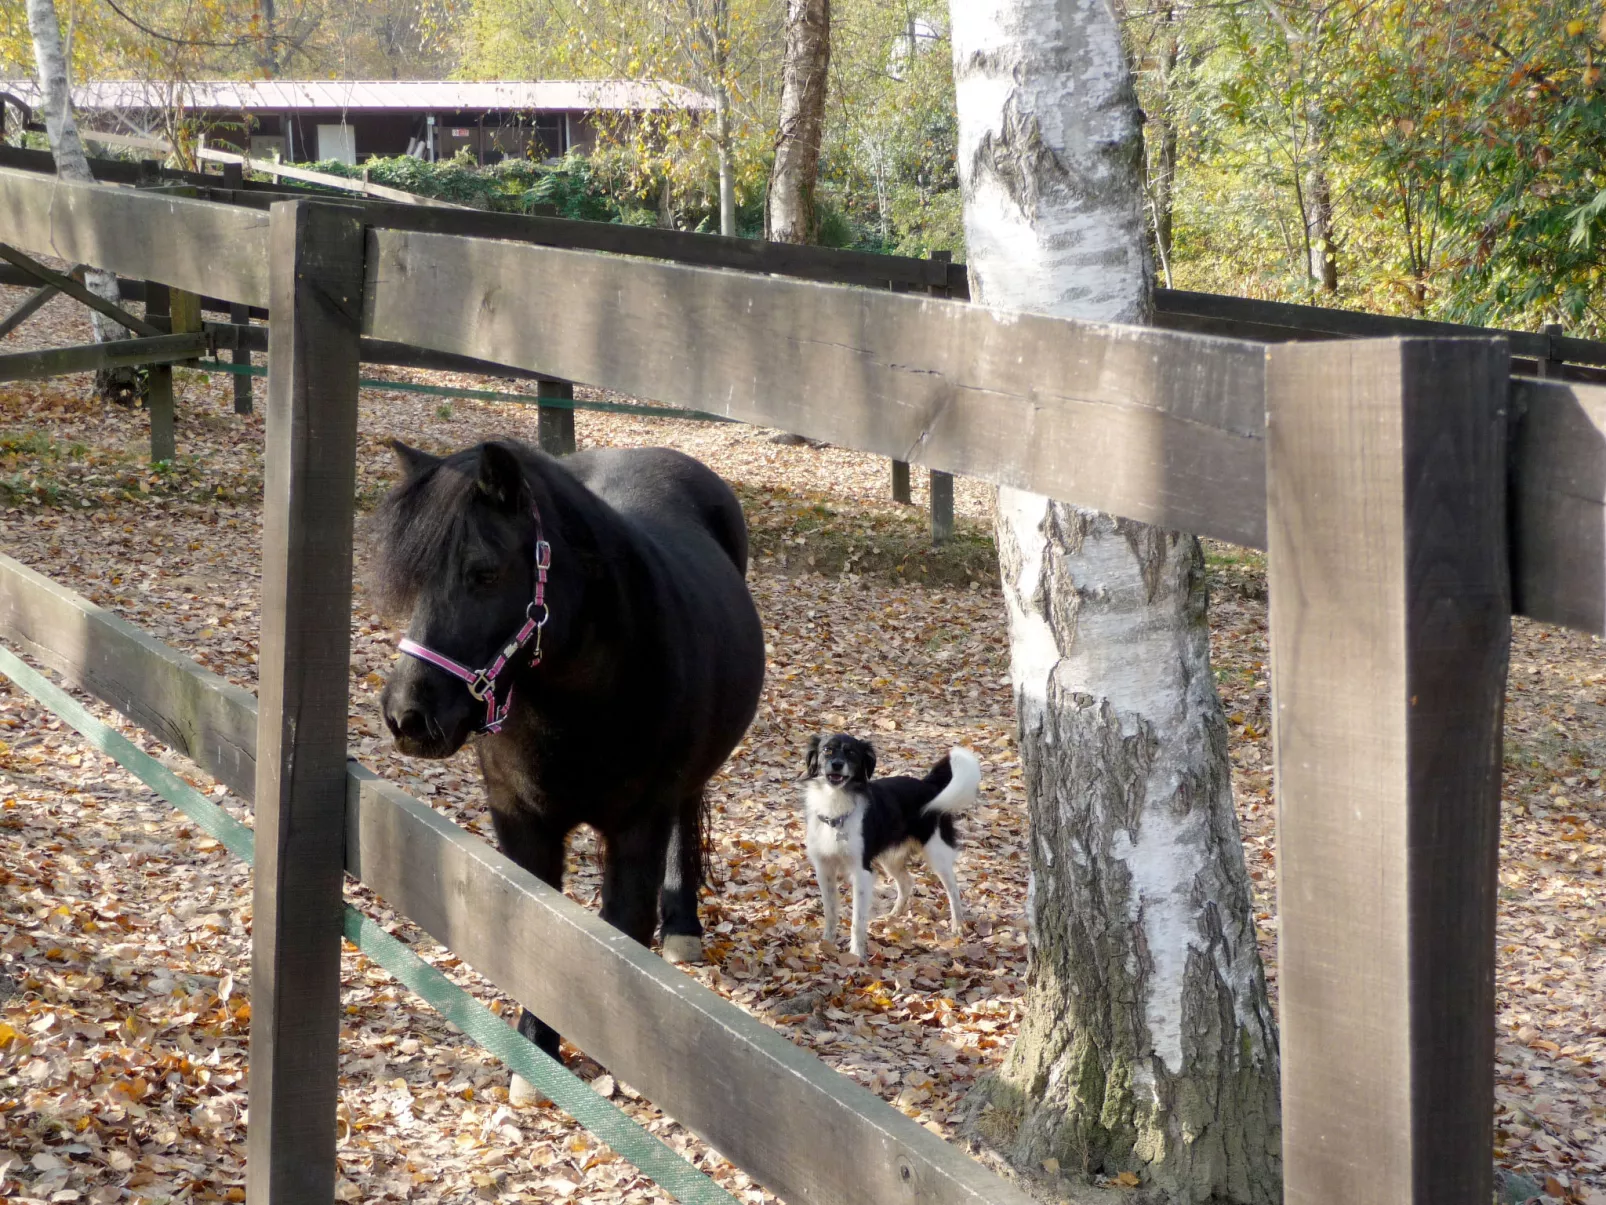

{"left": 814, "top": 859, "right": 840, "bottom": 943}
{"left": 849, "top": 865, "right": 874, "bottom": 956}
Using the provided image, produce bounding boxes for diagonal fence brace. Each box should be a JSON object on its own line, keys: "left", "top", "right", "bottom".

{"left": 0, "top": 242, "right": 161, "bottom": 337}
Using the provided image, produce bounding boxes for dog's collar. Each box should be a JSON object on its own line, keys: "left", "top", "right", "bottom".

{"left": 817, "top": 809, "right": 854, "bottom": 829}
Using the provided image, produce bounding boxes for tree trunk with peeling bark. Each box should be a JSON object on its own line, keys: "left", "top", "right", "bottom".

{"left": 767, "top": 0, "right": 830, "bottom": 243}
{"left": 946, "top": 4, "right": 1282, "bottom": 1201}
{"left": 26, "top": 0, "right": 138, "bottom": 405}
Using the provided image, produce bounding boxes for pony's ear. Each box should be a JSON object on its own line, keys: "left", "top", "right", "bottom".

{"left": 862, "top": 742, "right": 877, "bottom": 780}
{"left": 475, "top": 442, "right": 527, "bottom": 511}
{"left": 804, "top": 735, "right": 821, "bottom": 780}
{"left": 391, "top": 440, "right": 441, "bottom": 478}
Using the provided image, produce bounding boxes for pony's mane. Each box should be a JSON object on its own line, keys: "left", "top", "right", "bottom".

{"left": 366, "top": 441, "right": 535, "bottom": 619}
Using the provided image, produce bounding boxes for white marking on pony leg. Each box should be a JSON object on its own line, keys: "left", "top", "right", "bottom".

{"left": 849, "top": 866, "right": 874, "bottom": 956}
{"left": 925, "top": 836, "right": 966, "bottom": 932}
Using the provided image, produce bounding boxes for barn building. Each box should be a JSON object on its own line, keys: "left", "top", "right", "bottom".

{"left": 1, "top": 79, "right": 707, "bottom": 165}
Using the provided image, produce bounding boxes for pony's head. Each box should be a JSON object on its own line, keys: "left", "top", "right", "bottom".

{"left": 372, "top": 439, "right": 549, "bottom": 758}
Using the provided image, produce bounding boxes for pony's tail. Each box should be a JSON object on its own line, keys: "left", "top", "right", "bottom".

{"left": 695, "top": 788, "right": 721, "bottom": 890}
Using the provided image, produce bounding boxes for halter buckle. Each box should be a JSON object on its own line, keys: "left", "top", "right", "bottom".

{"left": 467, "top": 671, "right": 495, "bottom": 701}
{"left": 535, "top": 540, "right": 552, "bottom": 570}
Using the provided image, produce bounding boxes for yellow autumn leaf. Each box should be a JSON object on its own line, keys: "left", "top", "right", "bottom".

{"left": 1568, "top": 18, "right": 1586, "bottom": 35}
{"left": 0, "top": 1021, "right": 17, "bottom": 1048}
{"left": 1115, "top": 1171, "right": 1142, "bottom": 1188}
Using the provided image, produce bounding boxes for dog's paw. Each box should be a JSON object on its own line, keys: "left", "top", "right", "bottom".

{"left": 660, "top": 934, "right": 705, "bottom": 964}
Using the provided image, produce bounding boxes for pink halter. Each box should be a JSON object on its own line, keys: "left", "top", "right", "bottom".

{"left": 397, "top": 506, "right": 551, "bottom": 734}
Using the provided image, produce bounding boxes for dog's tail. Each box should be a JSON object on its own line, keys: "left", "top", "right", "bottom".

{"left": 923, "top": 747, "right": 981, "bottom": 815}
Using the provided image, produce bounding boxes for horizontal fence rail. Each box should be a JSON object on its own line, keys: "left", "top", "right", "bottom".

{"left": 363, "top": 228, "right": 1273, "bottom": 548}
{"left": 0, "top": 166, "right": 270, "bottom": 307}
{"left": 0, "top": 552, "right": 1034, "bottom": 1205}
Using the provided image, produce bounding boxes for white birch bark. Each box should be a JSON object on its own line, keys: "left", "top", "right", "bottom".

{"left": 26, "top": 0, "right": 129, "bottom": 349}
{"left": 947, "top": 4, "right": 1280, "bottom": 1200}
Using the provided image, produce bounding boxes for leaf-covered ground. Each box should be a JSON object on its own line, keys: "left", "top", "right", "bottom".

{"left": 0, "top": 283, "right": 1602, "bottom": 1204}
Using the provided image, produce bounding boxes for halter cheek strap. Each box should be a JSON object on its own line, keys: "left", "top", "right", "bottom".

{"left": 397, "top": 506, "right": 551, "bottom": 735}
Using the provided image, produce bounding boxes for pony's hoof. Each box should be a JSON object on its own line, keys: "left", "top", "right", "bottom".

{"left": 661, "top": 934, "right": 704, "bottom": 964}
{"left": 509, "top": 1073, "right": 550, "bottom": 1107}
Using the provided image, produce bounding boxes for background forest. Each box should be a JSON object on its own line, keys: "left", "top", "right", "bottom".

{"left": 3, "top": 0, "right": 1605, "bottom": 333}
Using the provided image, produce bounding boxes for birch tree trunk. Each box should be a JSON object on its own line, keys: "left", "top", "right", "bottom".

{"left": 946, "top": 4, "right": 1282, "bottom": 1201}
{"left": 767, "top": 0, "right": 830, "bottom": 243}
{"left": 27, "top": 0, "right": 137, "bottom": 404}
{"left": 713, "top": 83, "right": 737, "bottom": 237}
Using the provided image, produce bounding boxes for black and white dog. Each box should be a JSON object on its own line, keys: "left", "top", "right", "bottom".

{"left": 802, "top": 733, "right": 981, "bottom": 956}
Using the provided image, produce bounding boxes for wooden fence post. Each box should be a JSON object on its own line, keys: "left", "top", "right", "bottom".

{"left": 929, "top": 470, "right": 954, "bottom": 545}
{"left": 891, "top": 459, "right": 912, "bottom": 504}
{"left": 1539, "top": 321, "right": 1565, "bottom": 379}
{"left": 248, "top": 201, "right": 365, "bottom": 1205}
{"left": 1266, "top": 336, "right": 1510, "bottom": 1205}
{"left": 537, "top": 376, "right": 576, "bottom": 456}
{"left": 142, "top": 283, "right": 175, "bottom": 463}
{"left": 229, "top": 301, "right": 254, "bottom": 414}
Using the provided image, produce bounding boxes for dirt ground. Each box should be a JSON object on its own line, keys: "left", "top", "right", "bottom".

{"left": 0, "top": 283, "right": 1602, "bottom": 1204}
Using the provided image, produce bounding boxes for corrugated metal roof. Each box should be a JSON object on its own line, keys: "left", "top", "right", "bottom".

{"left": 2, "top": 78, "right": 709, "bottom": 113}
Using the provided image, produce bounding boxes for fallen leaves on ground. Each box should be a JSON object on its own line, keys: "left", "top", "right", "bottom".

{"left": 0, "top": 278, "right": 1601, "bottom": 1203}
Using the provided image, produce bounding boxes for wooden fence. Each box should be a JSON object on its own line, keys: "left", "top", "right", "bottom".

{"left": 3, "top": 162, "right": 1606, "bottom": 1205}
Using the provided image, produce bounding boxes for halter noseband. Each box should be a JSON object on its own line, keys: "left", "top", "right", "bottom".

{"left": 396, "top": 505, "right": 551, "bottom": 735}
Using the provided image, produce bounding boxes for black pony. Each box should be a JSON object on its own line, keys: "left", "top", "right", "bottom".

{"left": 372, "top": 439, "right": 765, "bottom": 1057}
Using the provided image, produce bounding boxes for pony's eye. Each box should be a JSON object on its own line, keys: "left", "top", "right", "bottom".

{"left": 468, "top": 567, "right": 501, "bottom": 589}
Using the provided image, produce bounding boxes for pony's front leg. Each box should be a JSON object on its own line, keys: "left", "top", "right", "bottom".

{"left": 659, "top": 794, "right": 706, "bottom": 964}
{"left": 600, "top": 816, "right": 673, "bottom": 951}
{"left": 489, "top": 808, "right": 567, "bottom": 1063}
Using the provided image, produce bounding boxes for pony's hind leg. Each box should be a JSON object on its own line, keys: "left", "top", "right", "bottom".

{"left": 490, "top": 809, "right": 567, "bottom": 1063}
{"left": 600, "top": 814, "right": 674, "bottom": 952}
{"left": 659, "top": 793, "right": 707, "bottom": 964}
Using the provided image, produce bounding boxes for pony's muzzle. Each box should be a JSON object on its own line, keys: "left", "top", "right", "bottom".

{"left": 380, "top": 668, "right": 470, "bottom": 758}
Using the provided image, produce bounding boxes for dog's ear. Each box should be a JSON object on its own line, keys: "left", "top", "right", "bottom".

{"left": 862, "top": 741, "right": 877, "bottom": 780}
{"left": 804, "top": 735, "right": 822, "bottom": 780}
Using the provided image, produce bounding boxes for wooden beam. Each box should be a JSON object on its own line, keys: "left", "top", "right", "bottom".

{"left": 537, "top": 378, "right": 577, "bottom": 455}
{"left": 143, "top": 283, "right": 176, "bottom": 462}
{"left": 1267, "top": 337, "right": 1509, "bottom": 1205}
{"left": 0, "top": 166, "right": 271, "bottom": 307}
{"left": 929, "top": 470, "right": 954, "bottom": 545}
{"left": 0, "top": 332, "right": 208, "bottom": 383}
{"left": 1509, "top": 376, "right": 1606, "bottom": 633}
{"left": 229, "top": 303, "right": 253, "bottom": 414}
{"left": 0, "top": 243, "right": 161, "bottom": 337}
{"left": 364, "top": 230, "right": 1273, "bottom": 549}
{"left": 345, "top": 770, "right": 1035, "bottom": 1205}
{"left": 0, "top": 552, "right": 257, "bottom": 797}
{"left": 0, "top": 282, "right": 56, "bottom": 340}
{"left": 891, "top": 459, "right": 911, "bottom": 504}
{"left": 248, "top": 202, "right": 365, "bottom": 1205}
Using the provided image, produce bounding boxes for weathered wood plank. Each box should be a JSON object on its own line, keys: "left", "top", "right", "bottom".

{"left": 248, "top": 202, "right": 365, "bottom": 1205}
{"left": 344, "top": 768, "right": 1036, "bottom": 1205}
{"left": 364, "top": 230, "right": 1272, "bottom": 548}
{"left": 1509, "top": 377, "right": 1606, "bottom": 633}
{"left": 0, "top": 333, "right": 208, "bottom": 383}
{"left": 0, "top": 166, "right": 271, "bottom": 307}
{"left": 1267, "top": 337, "right": 1509, "bottom": 1205}
{"left": 0, "top": 552, "right": 257, "bottom": 796}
